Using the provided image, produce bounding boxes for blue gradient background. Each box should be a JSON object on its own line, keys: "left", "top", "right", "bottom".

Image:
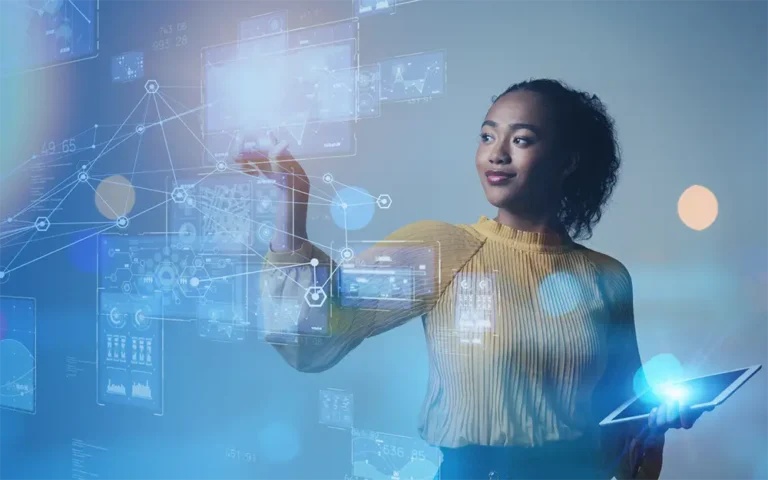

{"left": 0, "top": 1, "right": 766, "bottom": 479}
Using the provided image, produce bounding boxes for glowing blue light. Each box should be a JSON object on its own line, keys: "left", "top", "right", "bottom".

{"left": 330, "top": 186, "right": 375, "bottom": 231}
{"left": 652, "top": 382, "right": 690, "bottom": 404}
{"left": 634, "top": 353, "right": 684, "bottom": 397}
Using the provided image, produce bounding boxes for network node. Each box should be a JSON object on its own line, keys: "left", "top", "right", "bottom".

{"left": 35, "top": 216, "right": 50, "bottom": 232}
{"left": 144, "top": 79, "right": 159, "bottom": 94}
{"left": 91, "top": 144, "right": 95, "bottom": 149}
{"left": 310, "top": 258, "right": 319, "bottom": 267}
{"left": 0, "top": 268, "right": 8, "bottom": 283}
{"left": 215, "top": 160, "right": 227, "bottom": 172}
{"left": 304, "top": 286, "right": 327, "bottom": 307}
{"left": 136, "top": 124, "right": 145, "bottom": 135}
{"left": 322, "top": 173, "right": 334, "bottom": 184}
{"left": 341, "top": 202, "right": 348, "bottom": 209}
{"left": 116, "top": 216, "right": 129, "bottom": 229}
{"left": 171, "top": 187, "right": 188, "bottom": 203}
{"left": 340, "top": 247, "right": 354, "bottom": 261}
{"left": 376, "top": 194, "right": 392, "bottom": 209}
{"left": 77, "top": 171, "right": 89, "bottom": 182}
{"left": 6, "top": 217, "right": 12, "bottom": 223}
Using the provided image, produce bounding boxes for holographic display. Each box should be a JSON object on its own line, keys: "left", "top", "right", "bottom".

{"left": 202, "top": 19, "right": 358, "bottom": 163}
{"left": 0, "top": 0, "right": 99, "bottom": 76}
{"left": 335, "top": 241, "right": 437, "bottom": 311}
{"left": 351, "top": 428, "right": 441, "bottom": 480}
{"left": 0, "top": 296, "right": 36, "bottom": 413}
{"left": 379, "top": 50, "right": 446, "bottom": 102}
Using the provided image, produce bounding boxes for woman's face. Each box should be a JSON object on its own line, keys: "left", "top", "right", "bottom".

{"left": 475, "top": 90, "right": 570, "bottom": 213}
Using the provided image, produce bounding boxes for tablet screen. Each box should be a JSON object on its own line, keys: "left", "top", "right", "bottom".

{"left": 613, "top": 368, "right": 749, "bottom": 420}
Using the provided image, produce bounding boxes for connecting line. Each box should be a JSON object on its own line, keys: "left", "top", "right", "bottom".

{"left": 0, "top": 226, "right": 35, "bottom": 248}
{"left": 323, "top": 177, "right": 379, "bottom": 201}
{"left": 3, "top": 229, "right": 38, "bottom": 270}
{"left": 0, "top": 225, "right": 36, "bottom": 242}
{"left": 188, "top": 167, "right": 219, "bottom": 190}
{"left": 89, "top": 165, "right": 209, "bottom": 179}
{"left": 141, "top": 315, "right": 194, "bottom": 324}
{"left": 152, "top": 94, "right": 178, "bottom": 186}
{"left": 201, "top": 263, "right": 312, "bottom": 283}
{"left": 143, "top": 99, "right": 211, "bottom": 131}
{"left": 5, "top": 196, "right": 172, "bottom": 275}
{"left": 125, "top": 94, "right": 153, "bottom": 213}
{"left": 12, "top": 176, "right": 80, "bottom": 219}
{"left": 88, "top": 93, "right": 148, "bottom": 175}
{"left": 96, "top": 177, "right": 169, "bottom": 196}
{"left": 85, "top": 179, "right": 120, "bottom": 219}
{"left": 325, "top": 179, "right": 350, "bottom": 248}
{"left": 0, "top": 125, "right": 101, "bottom": 184}
{"left": 156, "top": 92, "right": 220, "bottom": 164}
{"left": 227, "top": 166, "right": 337, "bottom": 205}
{"left": 188, "top": 202, "right": 306, "bottom": 291}
{"left": 5, "top": 177, "right": 83, "bottom": 270}
{"left": 67, "top": 0, "right": 91, "bottom": 23}
{"left": 1, "top": 223, "right": 112, "bottom": 249}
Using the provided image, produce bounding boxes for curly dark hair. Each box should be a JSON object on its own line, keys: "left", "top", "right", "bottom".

{"left": 493, "top": 78, "right": 622, "bottom": 241}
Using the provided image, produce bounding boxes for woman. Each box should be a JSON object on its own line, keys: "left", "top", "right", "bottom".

{"left": 236, "top": 78, "right": 709, "bottom": 479}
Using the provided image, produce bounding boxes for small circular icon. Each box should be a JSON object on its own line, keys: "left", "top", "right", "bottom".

{"left": 322, "top": 173, "right": 333, "bottom": 184}
{"left": 116, "top": 216, "right": 129, "bottom": 229}
{"left": 216, "top": 160, "right": 227, "bottom": 172}
{"left": 340, "top": 248, "right": 354, "bottom": 261}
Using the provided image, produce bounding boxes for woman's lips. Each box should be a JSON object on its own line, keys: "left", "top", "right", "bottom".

{"left": 485, "top": 171, "right": 516, "bottom": 185}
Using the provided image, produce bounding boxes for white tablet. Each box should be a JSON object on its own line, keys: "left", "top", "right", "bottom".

{"left": 600, "top": 364, "right": 762, "bottom": 427}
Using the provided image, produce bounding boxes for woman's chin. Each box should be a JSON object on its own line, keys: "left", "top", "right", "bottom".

{"left": 485, "top": 192, "right": 517, "bottom": 209}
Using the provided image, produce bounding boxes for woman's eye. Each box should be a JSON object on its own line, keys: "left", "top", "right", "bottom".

{"left": 513, "top": 137, "right": 531, "bottom": 145}
{"left": 479, "top": 133, "right": 492, "bottom": 143}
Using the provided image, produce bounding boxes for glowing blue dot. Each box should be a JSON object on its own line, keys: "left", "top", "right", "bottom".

{"left": 538, "top": 272, "right": 585, "bottom": 317}
{"left": 635, "top": 353, "right": 683, "bottom": 396}
{"left": 330, "top": 186, "right": 375, "bottom": 231}
{"left": 257, "top": 422, "right": 301, "bottom": 463}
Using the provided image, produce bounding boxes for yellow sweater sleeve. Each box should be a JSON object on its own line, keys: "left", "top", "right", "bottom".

{"left": 588, "top": 254, "right": 664, "bottom": 480}
{"left": 259, "top": 220, "right": 483, "bottom": 373}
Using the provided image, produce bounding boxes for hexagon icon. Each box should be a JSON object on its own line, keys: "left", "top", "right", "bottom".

{"left": 171, "top": 187, "right": 188, "bottom": 203}
{"left": 376, "top": 194, "right": 392, "bottom": 209}
{"left": 35, "top": 216, "right": 50, "bottom": 231}
{"left": 144, "top": 79, "right": 159, "bottom": 94}
{"left": 305, "top": 286, "right": 327, "bottom": 307}
{"left": 179, "top": 265, "right": 210, "bottom": 298}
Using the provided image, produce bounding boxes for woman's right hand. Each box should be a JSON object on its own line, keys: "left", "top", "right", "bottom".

{"left": 233, "top": 131, "right": 310, "bottom": 252}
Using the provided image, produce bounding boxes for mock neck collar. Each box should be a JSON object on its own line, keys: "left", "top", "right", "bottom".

{"left": 471, "top": 215, "right": 575, "bottom": 253}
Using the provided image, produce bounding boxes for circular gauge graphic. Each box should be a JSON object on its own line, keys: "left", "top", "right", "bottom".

{"left": 0, "top": 338, "right": 35, "bottom": 412}
{"left": 359, "top": 72, "right": 373, "bottom": 88}
{"left": 133, "top": 305, "right": 153, "bottom": 331}
{"left": 108, "top": 306, "right": 127, "bottom": 329}
{"left": 179, "top": 222, "right": 197, "bottom": 245}
{"left": 358, "top": 94, "right": 374, "bottom": 113}
{"left": 154, "top": 262, "right": 178, "bottom": 291}
{"left": 269, "top": 17, "right": 283, "bottom": 33}
{"left": 257, "top": 222, "right": 275, "bottom": 244}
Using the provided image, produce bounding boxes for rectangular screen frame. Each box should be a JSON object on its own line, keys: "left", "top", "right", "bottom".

{"left": 600, "top": 364, "right": 762, "bottom": 427}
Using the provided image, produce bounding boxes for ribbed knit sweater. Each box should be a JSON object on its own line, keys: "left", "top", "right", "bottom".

{"left": 260, "top": 216, "right": 663, "bottom": 479}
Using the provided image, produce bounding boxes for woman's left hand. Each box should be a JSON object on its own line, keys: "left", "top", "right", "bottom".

{"left": 629, "top": 401, "right": 714, "bottom": 477}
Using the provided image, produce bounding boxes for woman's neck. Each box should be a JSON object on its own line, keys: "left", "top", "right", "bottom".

{"left": 494, "top": 207, "right": 567, "bottom": 237}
